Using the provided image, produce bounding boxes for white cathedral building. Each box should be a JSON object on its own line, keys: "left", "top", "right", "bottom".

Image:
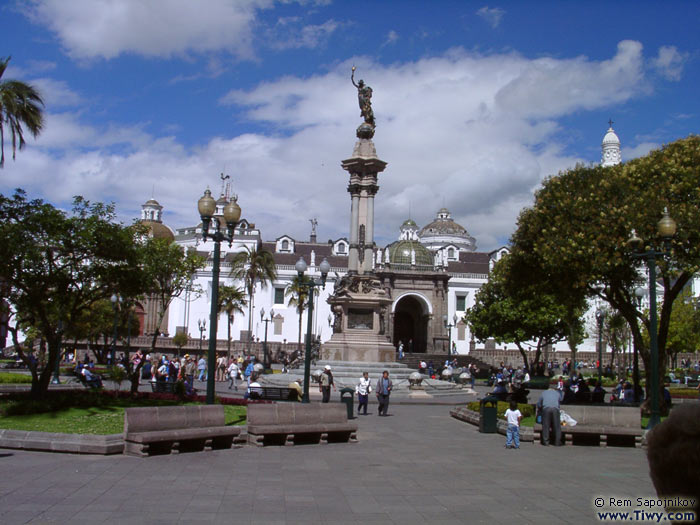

{"left": 141, "top": 124, "right": 654, "bottom": 357}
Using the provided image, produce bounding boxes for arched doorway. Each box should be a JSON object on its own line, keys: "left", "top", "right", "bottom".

{"left": 393, "top": 295, "right": 428, "bottom": 353}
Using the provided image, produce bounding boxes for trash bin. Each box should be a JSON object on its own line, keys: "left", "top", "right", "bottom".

{"left": 340, "top": 387, "right": 355, "bottom": 419}
{"left": 479, "top": 396, "right": 498, "bottom": 433}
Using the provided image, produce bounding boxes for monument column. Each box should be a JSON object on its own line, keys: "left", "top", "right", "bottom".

{"left": 322, "top": 66, "right": 396, "bottom": 363}
{"left": 363, "top": 184, "right": 377, "bottom": 273}
{"left": 348, "top": 184, "right": 361, "bottom": 274}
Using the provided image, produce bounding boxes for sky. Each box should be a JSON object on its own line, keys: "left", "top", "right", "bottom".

{"left": 1, "top": 0, "right": 698, "bottom": 251}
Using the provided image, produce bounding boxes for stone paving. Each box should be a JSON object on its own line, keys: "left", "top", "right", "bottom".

{"left": 0, "top": 400, "right": 655, "bottom": 525}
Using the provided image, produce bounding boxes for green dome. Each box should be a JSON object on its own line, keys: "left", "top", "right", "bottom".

{"left": 387, "top": 240, "right": 434, "bottom": 266}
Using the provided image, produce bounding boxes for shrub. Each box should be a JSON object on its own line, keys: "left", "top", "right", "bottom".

{"left": 109, "top": 365, "right": 127, "bottom": 389}
{"left": 466, "top": 400, "right": 535, "bottom": 419}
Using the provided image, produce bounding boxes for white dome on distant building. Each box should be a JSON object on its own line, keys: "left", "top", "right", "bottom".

{"left": 418, "top": 208, "right": 476, "bottom": 252}
{"left": 601, "top": 121, "right": 622, "bottom": 167}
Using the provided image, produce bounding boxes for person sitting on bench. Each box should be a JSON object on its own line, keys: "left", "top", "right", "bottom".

{"left": 81, "top": 366, "right": 102, "bottom": 388}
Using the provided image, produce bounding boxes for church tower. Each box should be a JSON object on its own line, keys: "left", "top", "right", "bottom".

{"left": 601, "top": 120, "right": 622, "bottom": 167}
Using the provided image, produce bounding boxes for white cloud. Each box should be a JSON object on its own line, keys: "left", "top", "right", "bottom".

{"left": 26, "top": 0, "right": 273, "bottom": 60}
{"left": 270, "top": 19, "right": 339, "bottom": 50}
{"left": 3, "top": 41, "right": 659, "bottom": 250}
{"left": 651, "top": 45, "right": 687, "bottom": 81}
{"left": 384, "top": 30, "right": 399, "bottom": 46}
{"left": 29, "top": 78, "right": 83, "bottom": 108}
{"left": 476, "top": 6, "right": 505, "bottom": 29}
{"left": 622, "top": 142, "right": 659, "bottom": 161}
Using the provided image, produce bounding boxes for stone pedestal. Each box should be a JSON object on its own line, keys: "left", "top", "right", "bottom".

{"left": 323, "top": 275, "right": 396, "bottom": 363}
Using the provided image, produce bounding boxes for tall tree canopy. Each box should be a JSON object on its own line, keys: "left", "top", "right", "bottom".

{"left": 466, "top": 253, "right": 585, "bottom": 371}
{"left": 0, "top": 57, "right": 44, "bottom": 167}
{"left": 509, "top": 135, "right": 700, "bottom": 401}
{"left": 0, "top": 190, "right": 146, "bottom": 397}
{"left": 230, "top": 246, "right": 277, "bottom": 346}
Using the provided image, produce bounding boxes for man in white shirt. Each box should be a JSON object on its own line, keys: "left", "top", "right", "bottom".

{"left": 227, "top": 361, "right": 240, "bottom": 391}
{"left": 355, "top": 372, "right": 372, "bottom": 415}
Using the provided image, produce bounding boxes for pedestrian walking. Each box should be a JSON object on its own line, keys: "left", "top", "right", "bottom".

{"left": 227, "top": 360, "right": 240, "bottom": 391}
{"left": 356, "top": 372, "right": 371, "bottom": 415}
{"left": 375, "top": 370, "right": 393, "bottom": 416}
{"left": 197, "top": 356, "right": 207, "bottom": 381}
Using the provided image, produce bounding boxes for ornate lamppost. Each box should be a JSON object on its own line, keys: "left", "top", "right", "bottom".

{"left": 633, "top": 287, "right": 645, "bottom": 402}
{"left": 295, "top": 256, "right": 331, "bottom": 403}
{"left": 198, "top": 318, "right": 206, "bottom": 357}
{"left": 260, "top": 307, "right": 274, "bottom": 371}
{"left": 110, "top": 293, "right": 122, "bottom": 365}
{"left": 627, "top": 207, "right": 677, "bottom": 428}
{"left": 51, "top": 319, "right": 63, "bottom": 384}
{"left": 197, "top": 188, "right": 241, "bottom": 405}
{"left": 444, "top": 313, "right": 458, "bottom": 356}
{"left": 595, "top": 309, "right": 605, "bottom": 385}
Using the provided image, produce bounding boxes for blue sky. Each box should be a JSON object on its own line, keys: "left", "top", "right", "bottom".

{"left": 1, "top": 0, "right": 698, "bottom": 250}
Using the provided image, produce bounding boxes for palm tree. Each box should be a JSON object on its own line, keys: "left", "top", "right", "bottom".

{"left": 217, "top": 284, "right": 247, "bottom": 357}
{"left": 0, "top": 57, "right": 44, "bottom": 168}
{"left": 285, "top": 274, "right": 317, "bottom": 353}
{"left": 230, "top": 246, "right": 277, "bottom": 352}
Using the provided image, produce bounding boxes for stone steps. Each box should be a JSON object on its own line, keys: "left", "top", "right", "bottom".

{"left": 260, "top": 359, "right": 472, "bottom": 395}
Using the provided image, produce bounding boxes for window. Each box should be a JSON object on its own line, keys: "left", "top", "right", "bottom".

{"left": 274, "top": 287, "right": 285, "bottom": 305}
{"left": 456, "top": 295, "right": 466, "bottom": 311}
{"left": 281, "top": 240, "right": 289, "bottom": 251}
{"left": 273, "top": 315, "right": 283, "bottom": 335}
{"left": 448, "top": 248, "right": 455, "bottom": 259}
{"left": 337, "top": 243, "right": 345, "bottom": 253}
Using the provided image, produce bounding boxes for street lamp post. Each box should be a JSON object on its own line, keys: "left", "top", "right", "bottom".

{"left": 444, "top": 313, "right": 458, "bottom": 357}
{"left": 260, "top": 308, "right": 274, "bottom": 370}
{"left": 633, "top": 287, "right": 644, "bottom": 403}
{"left": 295, "top": 256, "right": 331, "bottom": 403}
{"left": 198, "top": 319, "right": 206, "bottom": 357}
{"left": 627, "top": 207, "right": 677, "bottom": 429}
{"left": 110, "top": 294, "right": 122, "bottom": 365}
{"left": 198, "top": 188, "right": 242, "bottom": 405}
{"left": 595, "top": 309, "right": 605, "bottom": 385}
{"left": 51, "top": 319, "right": 63, "bottom": 384}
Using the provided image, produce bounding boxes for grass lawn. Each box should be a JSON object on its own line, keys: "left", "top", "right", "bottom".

{"left": 0, "top": 400, "right": 246, "bottom": 435}
{"left": 0, "top": 372, "right": 32, "bottom": 384}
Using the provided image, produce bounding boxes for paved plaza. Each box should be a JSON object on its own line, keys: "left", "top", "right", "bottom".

{"left": 0, "top": 400, "right": 656, "bottom": 525}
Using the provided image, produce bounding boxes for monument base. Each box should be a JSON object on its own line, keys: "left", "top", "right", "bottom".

{"left": 325, "top": 274, "right": 395, "bottom": 363}
{"left": 321, "top": 330, "right": 396, "bottom": 363}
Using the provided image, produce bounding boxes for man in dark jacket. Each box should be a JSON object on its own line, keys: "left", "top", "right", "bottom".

{"left": 375, "top": 370, "right": 393, "bottom": 416}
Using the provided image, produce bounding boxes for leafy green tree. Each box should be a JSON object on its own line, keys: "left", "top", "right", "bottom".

{"left": 134, "top": 237, "right": 204, "bottom": 391}
{"left": 285, "top": 274, "right": 316, "bottom": 353}
{"left": 229, "top": 246, "right": 277, "bottom": 349}
{"left": 509, "top": 135, "right": 700, "bottom": 407}
{"left": 0, "top": 57, "right": 44, "bottom": 167}
{"left": 662, "top": 287, "right": 700, "bottom": 369}
{"left": 217, "top": 284, "right": 247, "bottom": 355}
{"left": 465, "top": 254, "right": 583, "bottom": 372}
{"left": 0, "top": 190, "right": 146, "bottom": 398}
{"left": 172, "top": 332, "right": 189, "bottom": 359}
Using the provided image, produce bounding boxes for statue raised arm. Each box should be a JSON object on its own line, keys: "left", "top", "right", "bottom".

{"left": 351, "top": 66, "right": 375, "bottom": 128}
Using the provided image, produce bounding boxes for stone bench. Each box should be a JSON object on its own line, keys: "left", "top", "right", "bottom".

{"left": 250, "top": 387, "right": 299, "bottom": 402}
{"left": 534, "top": 405, "right": 642, "bottom": 448}
{"left": 124, "top": 405, "right": 241, "bottom": 457}
{"left": 247, "top": 403, "right": 357, "bottom": 446}
{"left": 149, "top": 380, "right": 176, "bottom": 394}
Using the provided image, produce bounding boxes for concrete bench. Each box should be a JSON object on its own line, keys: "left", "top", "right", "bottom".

{"left": 149, "top": 380, "right": 176, "bottom": 394}
{"left": 534, "top": 405, "right": 642, "bottom": 448}
{"left": 124, "top": 405, "right": 241, "bottom": 457}
{"left": 247, "top": 403, "right": 358, "bottom": 446}
{"left": 250, "top": 387, "right": 299, "bottom": 402}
